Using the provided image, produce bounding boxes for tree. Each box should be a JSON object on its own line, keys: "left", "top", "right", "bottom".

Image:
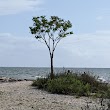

{"left": 29, "top": 16, "right": 73, "bottom": 79}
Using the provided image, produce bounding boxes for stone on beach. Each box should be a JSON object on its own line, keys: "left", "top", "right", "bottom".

{"left": 0, "top": 77, "right": 24, "bottom": 82}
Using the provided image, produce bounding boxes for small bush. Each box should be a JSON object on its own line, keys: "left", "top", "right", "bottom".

{"left": 32, "top": 78, "right": 48, "bottom": 89}
{"left": 32, "top": 72, "right": 110, "bottom": 98}
{"left": 77, "top": 72, "right": 109, "bottom": 94}
{"left": 46, "top": 76, "right": 90, "bottom": 96}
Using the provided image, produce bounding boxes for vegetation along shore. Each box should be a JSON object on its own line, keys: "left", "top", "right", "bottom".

{"left": 0, "top": 71, "right": 110, "bottom": 110}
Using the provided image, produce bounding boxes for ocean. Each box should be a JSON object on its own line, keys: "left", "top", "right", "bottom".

{"left": 0, "top": 67, "right": 110, "bottom": 82}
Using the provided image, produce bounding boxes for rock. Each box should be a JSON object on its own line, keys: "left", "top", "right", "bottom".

{"left": 17, "top": 79, "right": 23, "bottom": 81}
{"left": 0, "top": 77, "right": 8, "bottom": 82}
{"left": 0, "top": 77, "right": 34, "bottom": 83}
{"left": 8, "top": 78, "right": 17, "bottom": 82}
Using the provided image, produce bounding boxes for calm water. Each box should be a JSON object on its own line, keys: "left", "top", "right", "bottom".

{"left": 0, "top": 67, "right": 110, "bottom": 82}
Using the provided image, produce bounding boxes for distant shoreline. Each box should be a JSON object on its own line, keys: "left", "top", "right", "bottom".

{"left": 0, "top": 67, "right": 110, "bottom": 83}
{"left": 0, "top": 76, "right": 34, "bottom": 83}
{"left": 1, "top": 66, "right": 110, "bottom": 68}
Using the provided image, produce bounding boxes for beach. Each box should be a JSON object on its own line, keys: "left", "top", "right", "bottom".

{"left": 0, "top": 81, "right": 106, "bottom": 110}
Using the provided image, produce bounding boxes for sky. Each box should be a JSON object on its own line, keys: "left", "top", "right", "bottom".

{"left": 0, "top": 0, "right": 110, "bottom": 68}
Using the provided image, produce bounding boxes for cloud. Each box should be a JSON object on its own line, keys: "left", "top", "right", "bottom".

{"left": 0, "top": 33, "right": 44, "bottom": 52}
{"left": 57, "top": 31, "right": 110, "bottom": 67}
{"left": 96, "top": 30, "right": 110, "bottom": 34}
{"left": 0, "top": 33, "right": 50, "bottom": 67}
{"left": 96, "top": 16, "right": 103, "bottom": 20}
{"left": 0, "top": 0, "right": 43, "bottom": 15}
{"left": 1, "top": 31, "right": 110, "bottom": 67}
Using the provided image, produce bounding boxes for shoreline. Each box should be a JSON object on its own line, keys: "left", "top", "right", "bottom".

{"left": 0, "top": 75, "right": 110, "bottom": 84}
{"left": 0, "top": 81, "right": 107, "bottom": 110}
{"left": 0, "top": 76, "right": 34, "bottom": 83}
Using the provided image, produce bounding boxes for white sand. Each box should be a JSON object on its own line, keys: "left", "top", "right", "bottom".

{"left": 0, "top": 81, "right": 103, "bottom": 110}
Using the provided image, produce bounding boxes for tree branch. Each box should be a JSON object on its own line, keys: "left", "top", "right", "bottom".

{"left": 53, "top": 37, "right": 62, "bottom": 53}
{"left": 42, "top": 34, "right": 52, "bottom": 56}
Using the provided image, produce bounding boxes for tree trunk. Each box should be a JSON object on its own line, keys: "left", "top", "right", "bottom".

{"left": 50, "top": 55, "right": 54, "bottom": 79}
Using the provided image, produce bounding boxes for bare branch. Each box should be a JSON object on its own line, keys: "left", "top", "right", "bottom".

{"left": 53, "top": 37, "right": 62, "bottom": 53}
{"left": 42, "top": 34, "right": 52, "bottom": 56}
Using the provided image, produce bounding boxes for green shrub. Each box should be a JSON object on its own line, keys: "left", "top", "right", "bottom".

{"left": 46, "top": 76, "right": 90, "bottom": 96}
{"left": 78, "top": 72, "right": 109, "bottom": 93}
{"left": 32, "top": 72, "right": 110, "bottom": 98}
{"left": 78, "top": 73, "right": 99, "bottom": 92}
{"left": 32, "top": 78, "right": 48, "bottom": 89}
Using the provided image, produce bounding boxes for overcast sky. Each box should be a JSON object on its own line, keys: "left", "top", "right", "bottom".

{"left": 0, "top": 0, "right": 110, "bottom": 68}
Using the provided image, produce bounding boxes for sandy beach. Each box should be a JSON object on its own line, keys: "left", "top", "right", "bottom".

{"left": 0, "top": 81, "right": 106, "bottom": 110}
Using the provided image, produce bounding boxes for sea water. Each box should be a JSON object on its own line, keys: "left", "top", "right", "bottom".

{"left": 0, "top": 67, "right": 110, "bottom": 82}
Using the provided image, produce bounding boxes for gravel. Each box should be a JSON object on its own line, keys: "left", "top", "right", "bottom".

{"left": 0, "top": 81, "right": 105, "bottom": 110}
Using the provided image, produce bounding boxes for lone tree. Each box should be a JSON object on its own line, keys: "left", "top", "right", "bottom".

{"left": 30, "top": 16, "right": 73, "bottom": 79}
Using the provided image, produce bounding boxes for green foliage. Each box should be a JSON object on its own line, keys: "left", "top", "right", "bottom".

{"left": 32, "top": 78, "right": 48, "bottom": 89}
{"left": 96, "top": 88, "right": 110, "bottom": 99}
{"left": 30, "top": 16, "right": 73, "bottom": 38}
{"left": 54, "top": 74, "right": 90, "bottom": 96}
{"left": 32, "top": 72, "right": 110, "bottom": 97}
{"left": 29, "top": 16, "right": 73, "bottom": 47}
{"left": 74, "top": 72, "right": 110, "bottom": 95}
{"left": 107, "top": 88, "right": 110, "bottom": 98}
{"left": 46, "top": 75, "right": 90, "bottom": 96}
